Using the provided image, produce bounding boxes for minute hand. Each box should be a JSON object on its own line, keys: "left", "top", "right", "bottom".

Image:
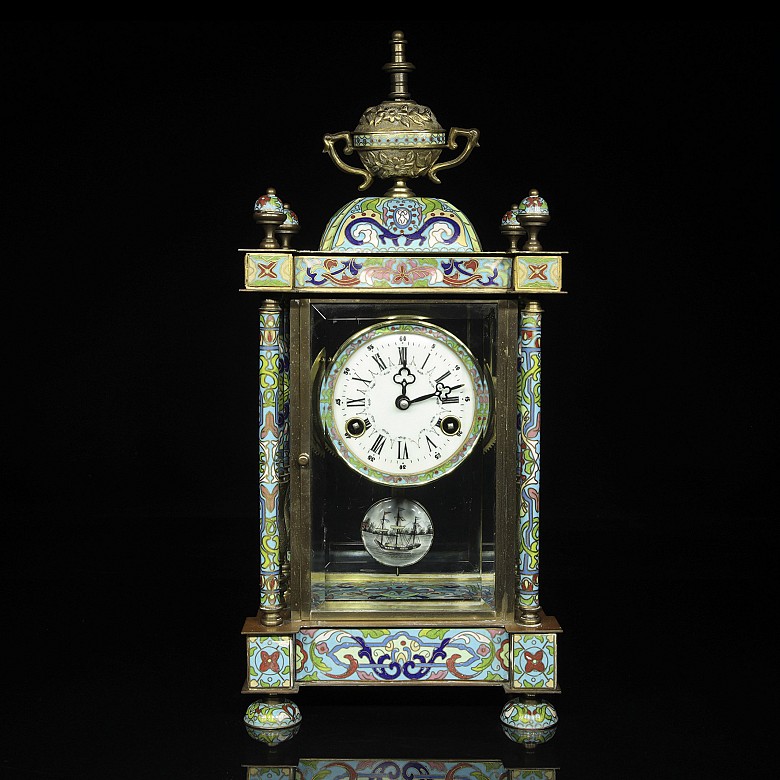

{"left": 408, "top": 383, "right": 464, "bottom": 404}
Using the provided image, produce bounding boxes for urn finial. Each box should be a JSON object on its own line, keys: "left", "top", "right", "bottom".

{"left": 323, "top": 31, "right": 479, "bottom": 195}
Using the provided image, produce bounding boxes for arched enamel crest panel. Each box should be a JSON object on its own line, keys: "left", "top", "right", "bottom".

{"left": 319, "top": 196, "right": 482, "bottom": 253}
{"left": 319, "top": 320, "right": 490, "bottom": 485}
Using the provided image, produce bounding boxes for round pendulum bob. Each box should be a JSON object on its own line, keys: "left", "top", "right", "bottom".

{"left": 244, "top": 696, "right": 302, "bottom": 746}
{"left": 361, "top": 497, "right": 434, "bottom": 568}
{"left": 500, "top": 695, "right": 558, "bottom": 747}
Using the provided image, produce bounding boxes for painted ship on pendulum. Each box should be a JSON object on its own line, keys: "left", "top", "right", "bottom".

{"left": 361, "top": 497, "right": 434, "bottom": 568}
{"left": 373, "top": 507, "right": 430, "bottom": 553}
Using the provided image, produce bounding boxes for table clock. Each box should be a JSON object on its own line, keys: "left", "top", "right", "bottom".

{"left": 239, "top": 31, "right": 565, "bottom": 748}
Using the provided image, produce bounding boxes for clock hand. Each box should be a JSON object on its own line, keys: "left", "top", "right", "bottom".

{"left": 407, "top": 382, "right": 464, "bottom": 405}
{"left": 407, "top": 390, "right": 438, "bottom": 404}
{"left": 394, "top": 369, "right": 412, "bottom": 410}
{"left": 393, "top": 363, "right": 416, "bottom": 407}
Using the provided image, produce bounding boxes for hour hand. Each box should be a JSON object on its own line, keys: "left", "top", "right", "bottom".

{"left": 393, "top": 366, "right": 416, "bottom": 407}
{"left": 393, "top": 366, "right": 415, "bottom": 389}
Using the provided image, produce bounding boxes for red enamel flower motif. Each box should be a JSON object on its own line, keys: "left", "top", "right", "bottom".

{"left": 523, "top": 649, "right": 545, "bottom": 673}
{"left": 259, "top": 649, "right": 281, "bottom": 673}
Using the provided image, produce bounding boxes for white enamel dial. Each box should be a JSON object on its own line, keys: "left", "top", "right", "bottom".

{"left": 319, "top": 320, "right": 490, "bottom": 486}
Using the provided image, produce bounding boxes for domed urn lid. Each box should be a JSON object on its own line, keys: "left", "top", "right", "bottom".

{"left": 352, "top": 31, "right": 446, "bottom": 153}
{"left": 323, "top": 31, "right": 479, "bottom": 196}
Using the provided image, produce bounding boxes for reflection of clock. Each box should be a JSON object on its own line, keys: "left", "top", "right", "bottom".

{"left": 360, "top": 496, "right": 433, "bottom": 567}
{"left": 319, "top": 320, "right": 491, "bottom": 485}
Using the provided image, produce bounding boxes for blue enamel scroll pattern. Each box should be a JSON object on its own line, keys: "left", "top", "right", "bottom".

{"left": 319, "top": 196, "right": 482, "bottom": 253}
{"left": 296, "top": 628, "right": 510, "bottom": 683}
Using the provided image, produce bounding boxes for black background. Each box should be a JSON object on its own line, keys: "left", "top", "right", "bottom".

{"left": 3, "top": 20, "right": 773, "bottom": 778}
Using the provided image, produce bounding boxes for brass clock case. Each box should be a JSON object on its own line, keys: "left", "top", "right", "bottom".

{"left": 241, "top": 30, "right": 563, "bottom": 740}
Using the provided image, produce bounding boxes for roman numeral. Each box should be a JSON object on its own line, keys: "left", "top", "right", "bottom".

{"left": 370, "top": 434, "right": 386, "bottom": 454}
{"left": 398, "top": 346, "right": 407, "bottom": 364}
{"left": 346, "top": 397, "right": 365, "bottom": 407}
{"left": 435, "top": 370, "right": 451, "bottom": 383}
{"left": 352, "top": 374, "right": 371, "bottom": 385}
{"left": 421, "top": 353, "right": 430, "bottom": 370}
{"left": 372, "top": 353, "right": 387, "bottom": 370}
{"left": 441, "top": 395, "right": 459, "bottom": 404}
{"left": 397, "top": 440, "right": 409, "bottom": 459}
{"left": 425, "top": 435, "right": 438, "bottom": 451}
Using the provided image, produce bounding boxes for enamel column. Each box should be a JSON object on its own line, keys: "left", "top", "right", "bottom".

{"left": 258, "top": 299, "right": 288, "bottom": 626}
{"left": 517, "top": 299, "right": 542, "bottom": 626}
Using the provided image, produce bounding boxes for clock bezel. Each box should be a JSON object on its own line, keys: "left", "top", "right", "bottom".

{"left": 318, "top": 317, "right": 492, "bottom": 486}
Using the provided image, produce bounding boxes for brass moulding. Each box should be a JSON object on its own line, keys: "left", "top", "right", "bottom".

{"left": 521, "top": 298, "right": 544, "bottom": 315}
{"left": 259, "top": 609, "right": 285, "bottom": 628}
{"left": 517, "top": 609, "right": 543, "bottom": 628}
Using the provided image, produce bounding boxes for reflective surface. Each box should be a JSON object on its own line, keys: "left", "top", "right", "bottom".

{"left": 3, "top": 518, "right": 751, "bottom": 777}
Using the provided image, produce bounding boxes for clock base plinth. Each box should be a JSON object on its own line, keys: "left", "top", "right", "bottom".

{"left": 242, "top": 614, "right": 560, "bottom": 743}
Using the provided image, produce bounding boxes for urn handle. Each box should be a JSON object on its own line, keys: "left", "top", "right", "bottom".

{"left": 427, "top": 127, "right": 480, "bottom": 184}
{"left": 323, "top": 131, "right": 374, "bottom": 191}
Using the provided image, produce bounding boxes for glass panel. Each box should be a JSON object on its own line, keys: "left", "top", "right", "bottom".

{"left": 309, "top": 300, "right": 498, "bottom": 615}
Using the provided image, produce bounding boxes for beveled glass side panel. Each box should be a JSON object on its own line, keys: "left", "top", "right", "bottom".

{"left": 305, "top": 299, "right": 505, "bottom": 617}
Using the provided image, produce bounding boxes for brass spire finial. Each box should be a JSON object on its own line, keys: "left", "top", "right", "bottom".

{"left": 383, "top": 30, "right": 415, "bottom": 101}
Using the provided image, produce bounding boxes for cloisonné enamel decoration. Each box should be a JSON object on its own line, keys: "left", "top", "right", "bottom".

{"left": 238, "top": 30, "right": 566, "bottom": 748}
